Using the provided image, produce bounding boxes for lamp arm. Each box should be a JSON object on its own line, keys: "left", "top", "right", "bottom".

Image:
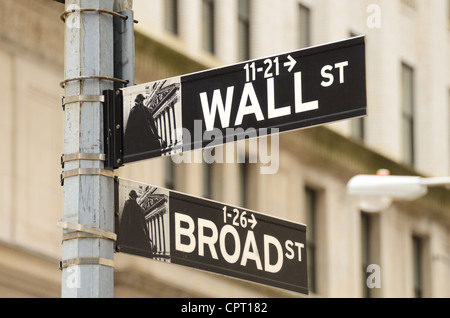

{"left": 420, "top": 177, "right": 450, "bottom": 187}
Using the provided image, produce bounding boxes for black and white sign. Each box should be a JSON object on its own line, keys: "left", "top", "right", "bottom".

{"left": 120, "top": 36, "right": 366, "bottom": 164}
{"left": 115, "top": 177, "right": 308, "bottom": 294}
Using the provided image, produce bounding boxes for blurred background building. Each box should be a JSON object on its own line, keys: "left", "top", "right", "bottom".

{"left": 0, "top": 0, "right": 448, "bottom": 297}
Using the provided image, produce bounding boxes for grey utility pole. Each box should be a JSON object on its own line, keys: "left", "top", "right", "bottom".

{"left": 59, "top": 0, "right": 133, "bottom": 298}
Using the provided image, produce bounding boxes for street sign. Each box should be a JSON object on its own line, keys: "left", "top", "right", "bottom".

{"left": 115, "top": 177, "right": 308, "bottom": 294}
{"left": 108, "top": 36, "right": 366, "bottom": 167}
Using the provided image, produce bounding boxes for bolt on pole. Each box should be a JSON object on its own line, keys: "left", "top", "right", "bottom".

{"left": 61, "top": 0, "right": 119, "bottom": 297}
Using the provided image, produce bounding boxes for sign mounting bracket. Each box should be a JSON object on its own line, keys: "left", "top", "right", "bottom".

{"left": 103, "top": 89, "right": 124, "bottom": 169}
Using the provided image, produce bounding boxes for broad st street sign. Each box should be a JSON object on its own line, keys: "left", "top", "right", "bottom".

{"left": 115, "top": 177, "right": 308, "bottom": 294}
{"left": 105, "top": 36, "right": 366, "bottom": 168}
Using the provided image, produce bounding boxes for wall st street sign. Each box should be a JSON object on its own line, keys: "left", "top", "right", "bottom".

{"left": 115, "top": 177, "right": 308, "bottom": 294}
{"left": 105, "top": 36, "right": 366, "bottom": 168}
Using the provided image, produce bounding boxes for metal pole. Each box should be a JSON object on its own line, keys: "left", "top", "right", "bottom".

{"left": 114, "top": 0, "right": 135, "bottom": 89}
{"left": 61, "top": 0, "right": 119, "bottom": 298}
{"left": 114, "top": 0, "right": 133, "bottom": 12}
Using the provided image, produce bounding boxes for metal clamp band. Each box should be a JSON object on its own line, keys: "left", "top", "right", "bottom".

{"left": 60, "top": 8, "right": 128, "bottom": 22}
{"left": 63, "top": 94, "right": 105, "bottom": 106}
{"left": 62, "top": 153, "right": 106, "bottom": 164}
{"left": 61, "top": 168, "right": 114, "bottom": 179}
{"left": 60, "top": 257, "right": 114, "bottom": 270}
{"left": 58, "top": 221, "right": 117, "bottom": 242}
{"left": 60, "top": 168, "right": 114, "bottom": 186}
{"left": 60, "top": 75, "right": 129, "bottom": 88}
{"left": 60, "top": 153, "right": 106, "bottom": 169}
{"left": 62, "top": 232, "right": 106, "bottom": 242}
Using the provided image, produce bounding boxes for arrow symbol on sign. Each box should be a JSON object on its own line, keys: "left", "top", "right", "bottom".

{"left": 248, "top": 213, "right": 258, "bottom": 229}
{"left": 284, "top": 55, "right": 297, "bottom": 72}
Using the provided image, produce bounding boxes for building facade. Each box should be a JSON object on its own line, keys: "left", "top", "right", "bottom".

{"left": 0, "top": 0, "right": 448, "bottom": 297}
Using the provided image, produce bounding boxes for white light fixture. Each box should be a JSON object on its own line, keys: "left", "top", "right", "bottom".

{"left": 347, "top": 169, "right": 450, "bottom": 212}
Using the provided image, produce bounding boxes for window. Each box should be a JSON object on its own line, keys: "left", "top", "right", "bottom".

{"left": 352, "top": 117, "right": 365, "bottom": 141}
{"left": 165, "top": 158, "right": 175, "bottom": 189}
{"left": 299, "top": 4, "right": 311, "bottom": 48}
{"left": 238, "top": 0, "right": 250, "bottom": 61}
{"left": 360, "top": 212, "right": 381, "bottom": 297}
{"left": 361, "top": 213, "right": 372, "bottom": 297}
{"left": 165, "top": 0, "right": 179, "bottom": 35}
{"left": 412, "top": 235, "right": 424, "bottom": 298}
{"left": 202, "top": 0, "right": 215, "bottom": 54}
{"left": 412, "top": 234, "right": 431, "bottom": 297}
{"left": 401, "top": 63, "right": 415, "bottom": 166}
{"left": 203, "top": 162, "right": 212, "bottom": 199}
{"left": 305, "top": 186, "right": 317, "bottom": 293}
{"left": 349, "top": 32, "right": 364, "bottom": 141}
{"left": 239, "top": 162, "right": 249, "bottom": 207}
{"left": 361, "top": 213, "right": 370, "bottom": 297}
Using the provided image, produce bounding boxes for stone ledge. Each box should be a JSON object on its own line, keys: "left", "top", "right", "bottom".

{"left": 0, "top": 240, "right": 60, "bottom": 298}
